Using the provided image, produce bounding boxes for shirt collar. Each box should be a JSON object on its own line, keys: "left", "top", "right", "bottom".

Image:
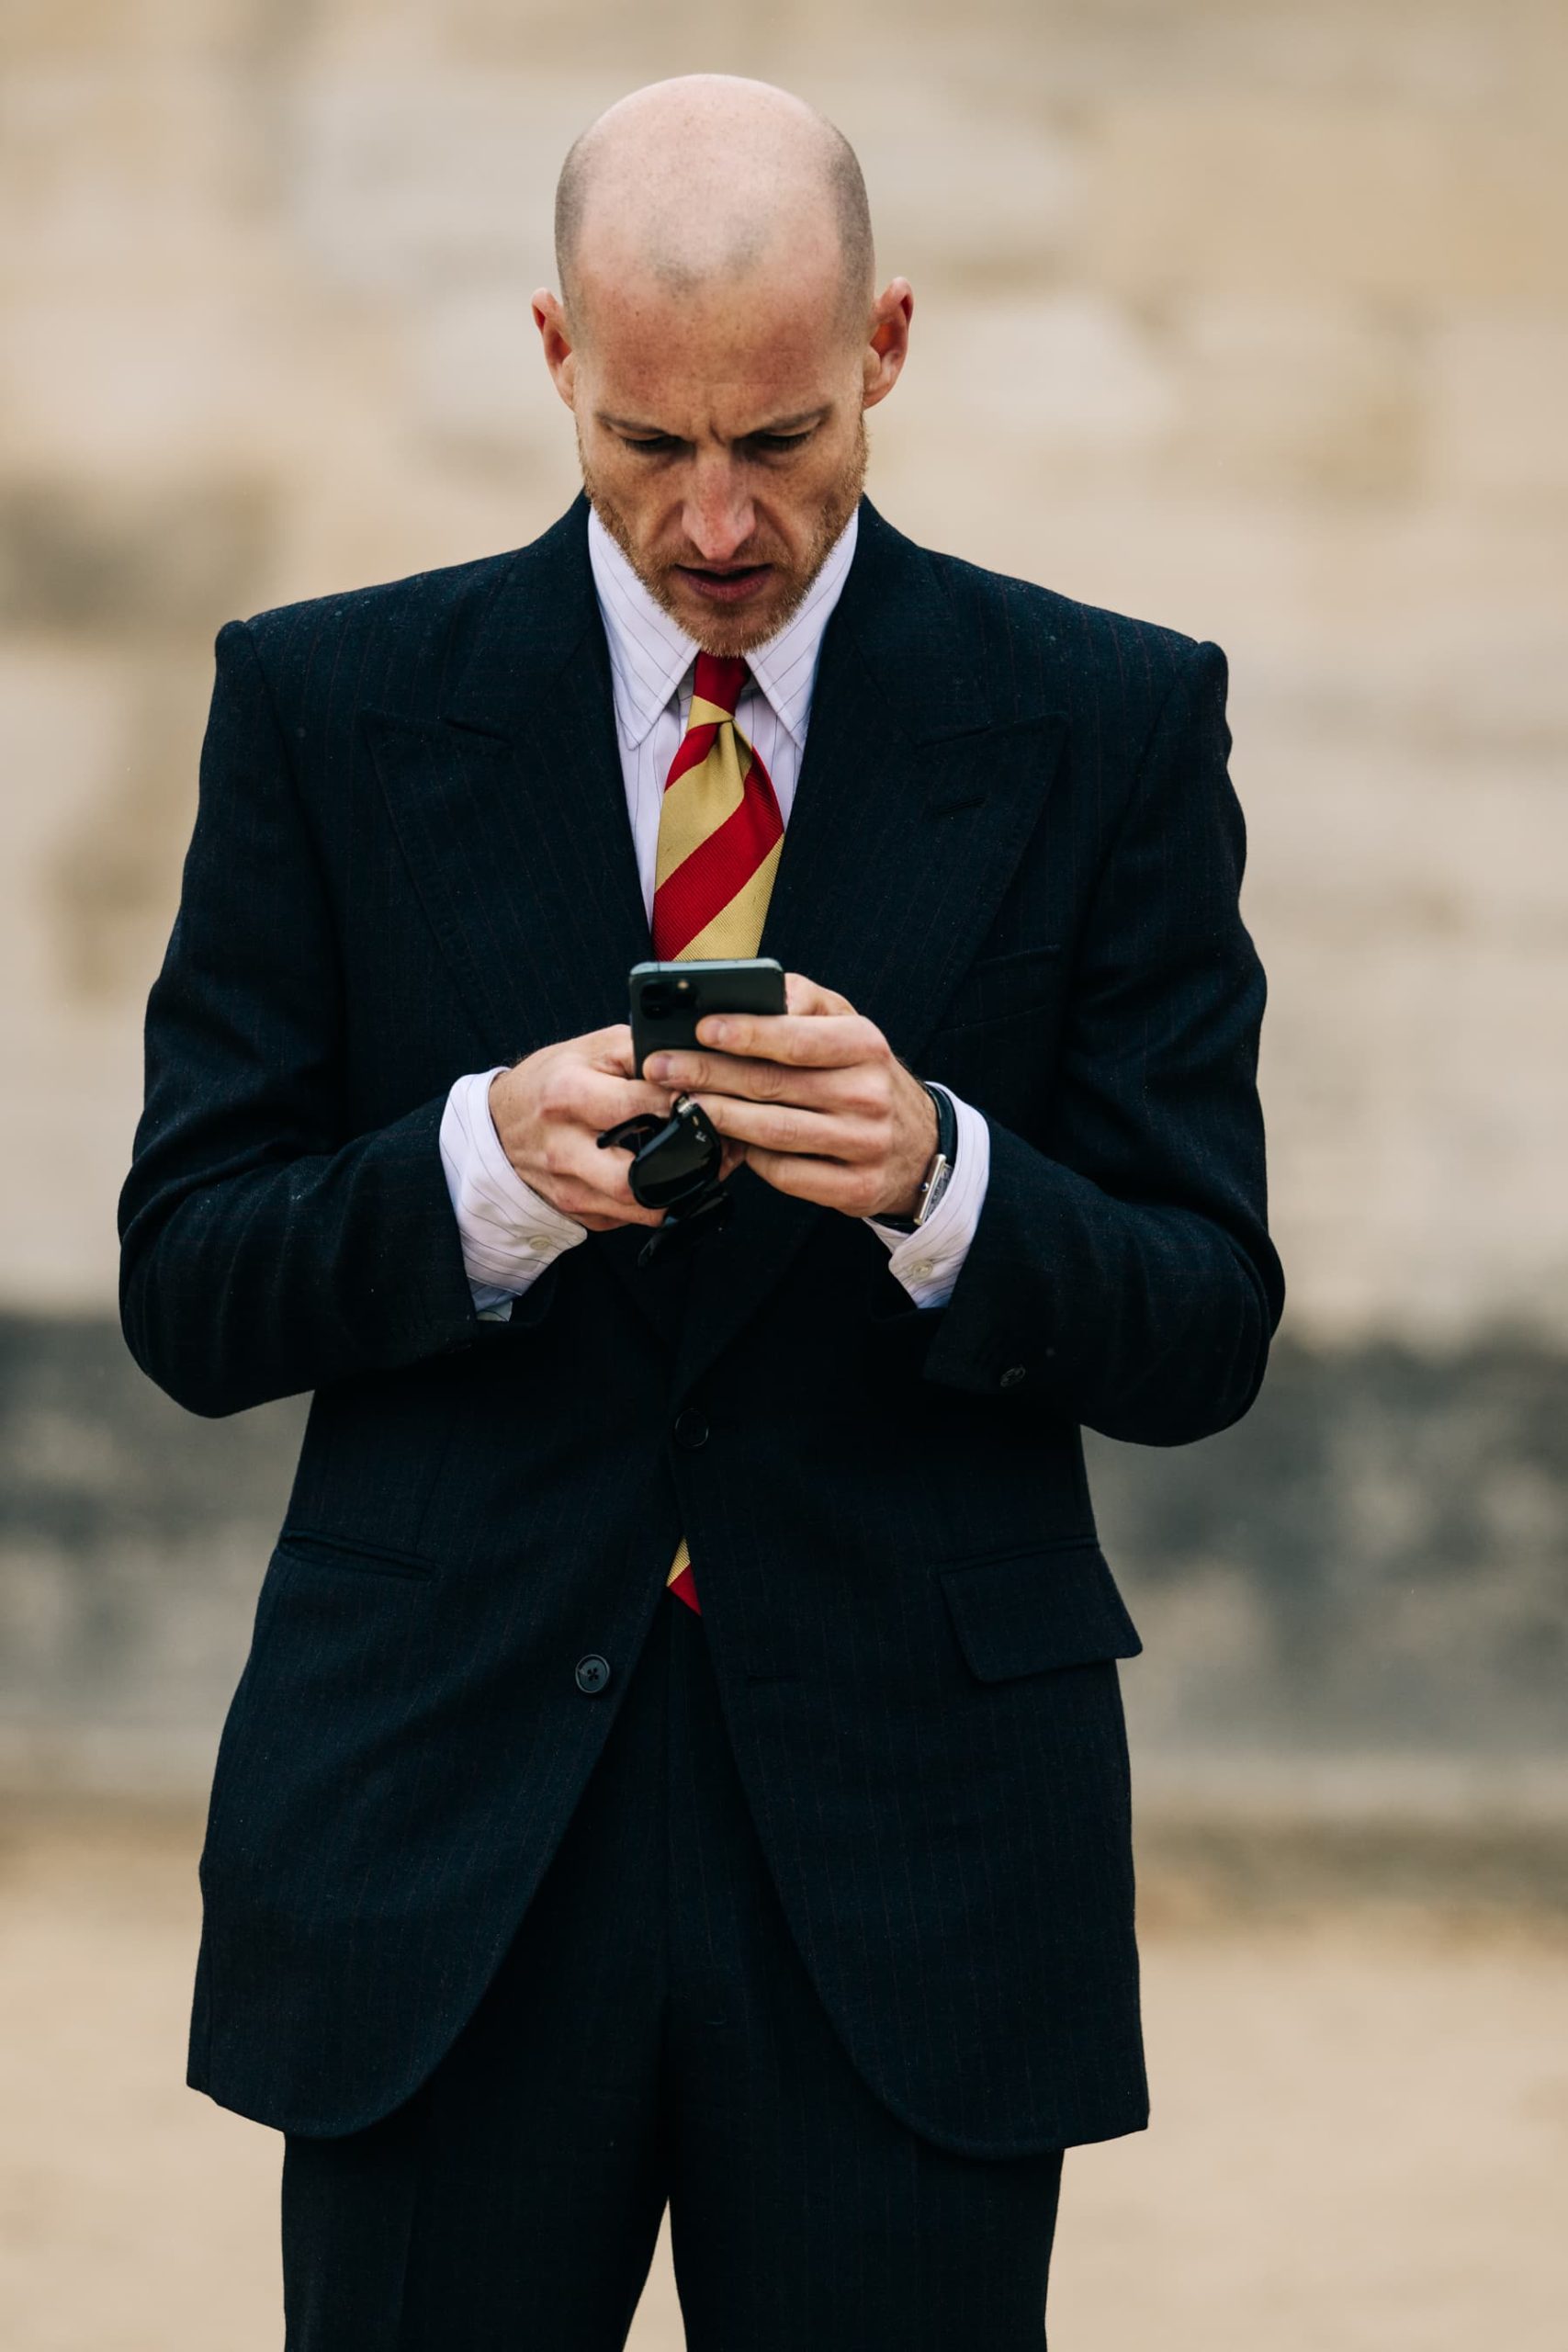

{"left": 586, "top": 502, "right": 860, "bottom": 752}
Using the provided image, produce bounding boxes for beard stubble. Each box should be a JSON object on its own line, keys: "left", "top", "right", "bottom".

{"left": 579, "top": 415, "right": 868, "bottom": 658}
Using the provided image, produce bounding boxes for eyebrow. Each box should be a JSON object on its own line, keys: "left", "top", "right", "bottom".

{"left": 597, "top": 407, "right": 831, "bottom": 438}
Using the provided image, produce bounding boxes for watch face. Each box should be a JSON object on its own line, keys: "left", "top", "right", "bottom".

{"left": 917, "top": 1154, "right": 953, "bottom": 1225}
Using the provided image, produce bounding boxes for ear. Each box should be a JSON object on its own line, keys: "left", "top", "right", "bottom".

{"left": 863, "top": 277, "right": 914, "bottom": 412}
{"left": 531, "top": 288, "right": 579, "bottom": 410}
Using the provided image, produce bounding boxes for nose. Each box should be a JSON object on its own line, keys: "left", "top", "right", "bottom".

{"left": 682, "top": 459, "right": 755, "bottom": 565}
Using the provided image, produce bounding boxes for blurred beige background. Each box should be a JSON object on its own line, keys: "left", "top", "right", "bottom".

{"left": 1, "top": 3, "right": 1564, "bottom": 2346}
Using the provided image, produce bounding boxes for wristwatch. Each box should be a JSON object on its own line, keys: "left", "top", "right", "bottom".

{"left": 877, "top": 1080, "right": 956, "bottom": 1233}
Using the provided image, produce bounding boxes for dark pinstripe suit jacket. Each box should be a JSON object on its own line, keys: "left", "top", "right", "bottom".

{"left": 118, "top": 492, "right": 1283, "bottom": 2156}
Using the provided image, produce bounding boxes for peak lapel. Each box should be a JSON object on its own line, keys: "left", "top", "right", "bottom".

{"left": 367, "top": 497, "right": 651, "bottom": 1054}
{"left": 673, "top": 501, "right": 1066, "bottom": 1401}
{"left": 365, "top": 497, "right": 669, "bottom": 1340}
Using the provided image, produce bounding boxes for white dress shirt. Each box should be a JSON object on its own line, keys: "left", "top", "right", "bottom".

{"left": 439, "top": 503, "right": 990, "bottom": 1317}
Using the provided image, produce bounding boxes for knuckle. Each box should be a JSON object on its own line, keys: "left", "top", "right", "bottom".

{"left": 537, "top": 1062, "right": 573, "bottom": 1121}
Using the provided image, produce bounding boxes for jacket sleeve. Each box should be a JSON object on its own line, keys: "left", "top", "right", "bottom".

{"left": 118, "top": 617, "right": 527, "bottom": 1418}
{"left": 910, "top": 638, "right": 1285, "bottom": 1445}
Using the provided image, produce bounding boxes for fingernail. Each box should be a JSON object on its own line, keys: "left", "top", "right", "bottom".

{"left": 705, "top": 1020, "right": 729, "bottom": 1044}
{"left": 646, "top": 1054, "right": 670, "bottom": 1080}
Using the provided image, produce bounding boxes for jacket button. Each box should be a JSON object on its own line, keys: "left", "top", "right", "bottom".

{"left": 673, "top": 1408, "right": 710, "bottom": 1449}
{"left": 575, "top": 1654, "right": 611, "bottom": 1695}
{"left": 998, "top": 1363, "right": 1028, "bottom": 1388}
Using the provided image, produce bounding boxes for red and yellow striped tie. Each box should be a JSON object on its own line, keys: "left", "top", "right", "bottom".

{"left": 652, "top": 650, "right": 784, "bottom": 1615}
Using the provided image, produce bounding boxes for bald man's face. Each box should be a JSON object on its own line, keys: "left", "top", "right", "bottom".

{"left": 534, "top": 260, "right": 909, "bottom": 657}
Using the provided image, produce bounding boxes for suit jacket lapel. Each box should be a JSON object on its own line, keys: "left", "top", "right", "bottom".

{"left": 672, "top": 500, "right": 1065, "bottom": 1400}
{"left": 364, "top": 492, "right": 1065, "bottom": 1381}
{"left": 366, "top": 498, "right": 650, "bottom": 1056}
{"left": 364, "top": 498, "right": 668, "bottom": 1339}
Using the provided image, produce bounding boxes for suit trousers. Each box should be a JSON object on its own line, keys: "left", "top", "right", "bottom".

{"left": 279, "top": 1585, "right": 1066, "bottom": 2351}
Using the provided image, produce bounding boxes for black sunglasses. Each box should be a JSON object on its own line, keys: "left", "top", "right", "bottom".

{"left": 596, "top": 1093, "right": 736, "bottom": 1267}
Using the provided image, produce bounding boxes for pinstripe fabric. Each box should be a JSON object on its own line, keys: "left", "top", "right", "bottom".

{"left": 281, "top": 1597, "right": 1064, "bottom": 2350}
{"left": 119, "top": 492, "right": 1282, "bottom": 2160}
{"left": 436, "top": 498, "right": 992, "bottom": 1324}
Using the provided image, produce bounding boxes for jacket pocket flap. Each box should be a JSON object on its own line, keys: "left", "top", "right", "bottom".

{"left": 938, "top": 1538, "right": 1143, "bottom": 1681}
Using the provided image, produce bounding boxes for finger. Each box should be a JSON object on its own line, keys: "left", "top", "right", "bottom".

{"left": 568, "top": 1062, "right": 680, "bottom": 1127}
{"left": 684, "top": 1095, "right": 869, "bottom": 1161}
{"left": 742, "top": 1145, "right": 876, "bottom": 1209}
{"left": 590, "top": 1022, "right": 639, "bottom": 1078}
{"left": 645, "top": 1047, "right": 841, "bottom": 1104}
{"left": 591, "top": 1022, "right": 684, "bottom": 1095}
{"left": 557, "top": 1133, "right": 668, "bottom": 1225}
{"left": 688, "top": 1011, "right": 877, "bottom": 1069}
{"left": 783, "top": 971, "right": 854, "bottom": 1017}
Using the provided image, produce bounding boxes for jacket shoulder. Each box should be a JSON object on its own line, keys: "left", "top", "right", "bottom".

{"left": 229, "top": 543, "right": 522, "bottom": 700}
{"left": 926, "top": 544, "right": 1212, "bottom": 700}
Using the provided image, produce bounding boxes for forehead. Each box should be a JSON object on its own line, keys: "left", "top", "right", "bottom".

{"left": 576, "top": 245, "right": 853, "bottom": 429}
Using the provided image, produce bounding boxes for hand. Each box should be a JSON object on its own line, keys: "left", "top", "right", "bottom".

{"left": 488, "top": 1024, "right": 746, "bottom": 1232}
{"left": 641, "top": 971, "right": 938, "bottom": 1220}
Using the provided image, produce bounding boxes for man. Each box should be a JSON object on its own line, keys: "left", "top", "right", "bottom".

{"left": 119, "top": 73, "right": 1283, "bottom": 2351}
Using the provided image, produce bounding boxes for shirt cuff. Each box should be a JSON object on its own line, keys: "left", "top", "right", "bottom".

{"left": 439, "top": 1068, "right": 588, "bottom": 1318}
{"left": 863, "top": 1083, "right": 990, "bottom": 1309}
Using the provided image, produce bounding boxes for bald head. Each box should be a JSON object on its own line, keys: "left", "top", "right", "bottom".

{"left": 535, "top": 75, "right": 909, "bottom": 656}
{"left": 555, "top": 75, "right": 874, "bottom": 343}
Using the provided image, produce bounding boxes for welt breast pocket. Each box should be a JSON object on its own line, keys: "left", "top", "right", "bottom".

{"left": 930, "top": 942, "right": 1063, "bottom": 1034}
{"left": 921, "top": 943, "right": 1065, "bottom": 1125}
{"left": 274, "top": 1526, "right": 439, "bottom": 1583}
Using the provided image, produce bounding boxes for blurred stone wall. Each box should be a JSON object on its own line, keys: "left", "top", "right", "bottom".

{"left": 2, "top": 1, "right": 1564, "bottom": 1788}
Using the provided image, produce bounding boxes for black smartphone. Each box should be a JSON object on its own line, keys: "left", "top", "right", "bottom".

{"left": 628, "top": 957, "right": 787, "bottom": 1077}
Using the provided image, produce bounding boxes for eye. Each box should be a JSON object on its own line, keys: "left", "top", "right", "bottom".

{"left": 619, "top": 431, "right": 683, "bottom": 456}
{"left": 749, "top": 430, "right": 813, "bottom": 456}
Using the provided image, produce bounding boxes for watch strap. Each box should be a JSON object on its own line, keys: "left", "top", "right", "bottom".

{"left": 877, "top": 1081, "right": 956, "bottom": 1233}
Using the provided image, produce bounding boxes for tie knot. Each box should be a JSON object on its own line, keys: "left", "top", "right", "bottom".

{"left": 691, "top": 650, "right": 747, "bottom": 721}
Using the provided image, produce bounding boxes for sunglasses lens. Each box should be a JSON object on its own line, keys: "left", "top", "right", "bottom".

{"left": 623, "top": 1102, "right": 723, "bottom": 1208}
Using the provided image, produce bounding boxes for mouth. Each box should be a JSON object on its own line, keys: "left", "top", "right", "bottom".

{"left": 671, "top": 563, "right": 774, "bottom": 605}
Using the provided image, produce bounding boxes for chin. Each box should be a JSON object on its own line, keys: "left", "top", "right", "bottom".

{"left": 683, "top": 610, "right": 791, "bottom": 659}
{"left": 665, "top": 577, "right": 807, "bottom": 659}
